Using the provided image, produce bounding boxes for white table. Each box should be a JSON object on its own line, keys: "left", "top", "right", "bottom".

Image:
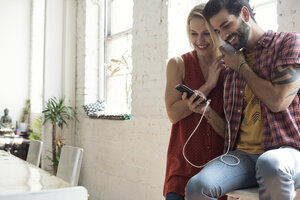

{"left": 0, "top": 150, "right": 72, "bottom": 194}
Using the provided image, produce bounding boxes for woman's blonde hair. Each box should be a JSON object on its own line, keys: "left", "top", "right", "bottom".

{"left": 186, "top": 3, "right": 220, "bottom": 51}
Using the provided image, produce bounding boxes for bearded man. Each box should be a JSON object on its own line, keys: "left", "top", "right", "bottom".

{"left": 184, "top": 0, "right": 300, "bottom": 199}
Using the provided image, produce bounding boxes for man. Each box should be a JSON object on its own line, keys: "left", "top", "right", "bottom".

{"left": 184, "top": 0, "right": 300, "bottom": 199}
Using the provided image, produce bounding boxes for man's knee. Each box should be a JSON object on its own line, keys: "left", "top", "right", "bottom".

{"left": 256, "top": 150, "right": 293, "bottom": 184}
{"left": 256, "top": 150, "right": 283, "bottom": 175}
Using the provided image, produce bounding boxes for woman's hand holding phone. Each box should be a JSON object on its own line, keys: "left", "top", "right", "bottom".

{"left": 184, "top": 90, "right": 210, "bottom": 115}
{"left": 175, "top": 84, "right": 207, "bottom": 104}
{"left": 175, "top": 84, "right": 209, "bottom": 115}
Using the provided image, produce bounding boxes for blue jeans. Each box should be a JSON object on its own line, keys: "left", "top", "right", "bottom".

{"left": 185, "top": 148, "right": 300, "bottom": 200}
{"left": 166, "top": 192, "right": 184, "bottom": 200}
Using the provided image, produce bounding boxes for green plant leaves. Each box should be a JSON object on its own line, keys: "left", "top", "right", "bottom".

{"left": 42, "top": 96, "right": 76, "bottom": 174}
{"left": 42, "top": 97, "right": 76, "bottom": 129}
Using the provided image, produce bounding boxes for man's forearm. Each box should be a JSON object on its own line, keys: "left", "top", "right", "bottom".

{"left": 239, "top": 63, "right": 284, "bottom": 112}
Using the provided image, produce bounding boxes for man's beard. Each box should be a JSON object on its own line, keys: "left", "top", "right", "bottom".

{"left": 226, "top": 18, "right": 250, "bottom": 50}
{"left": 237, "top": 19, "right": 250, "bottom": 49}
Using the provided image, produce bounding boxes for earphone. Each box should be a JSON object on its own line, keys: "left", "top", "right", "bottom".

{"left": 182, "top": 71, "right": 240, "bottom": 168}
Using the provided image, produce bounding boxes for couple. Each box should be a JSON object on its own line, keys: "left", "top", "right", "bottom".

{"left": 164, "top": 0, "right": 300, "bottom": 200}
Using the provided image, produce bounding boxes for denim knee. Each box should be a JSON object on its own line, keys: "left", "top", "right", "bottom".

{"left": 185, "top": 175, "right": 203, "bottom": 200}
{"left": 256, "top": 151, "right": 287, "bottom": 180}
{"left": 256, "top": 150, "right": 297, "bottom": 190}
{"left": 185, "top": 175, "right": 220, "bottom": 200}
{"left": 256, "top": 150, "right": 298, "bottom": 199}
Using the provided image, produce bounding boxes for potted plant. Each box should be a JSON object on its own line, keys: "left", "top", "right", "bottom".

{"left": 29, "top": 115, "right": 42, "bottom": 141}
{"left": 104, "top": 52, "right": 132, "bottom": 112}
{"left": 19, "top": 99, "right": 31, "bottom": 132}
{"left": 42, "top": 96, "right": 76, "bottom": 174}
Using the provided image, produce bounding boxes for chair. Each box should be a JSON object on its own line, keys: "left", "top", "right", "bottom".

{"left": 26, "top": 139, "right": 43, "bottom": 166}
{"left": 227, "top": 187, "right": 300, "bottom": 200}
{"left": 0, "top": 186, "right": 88, "bottom": 200}
{"left": 56, "top": 145, "right": 84, "bottom": 186}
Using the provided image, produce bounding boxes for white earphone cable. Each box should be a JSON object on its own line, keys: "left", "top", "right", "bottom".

{"left": 182, "top": 71, "right": 240, "bottom": 168}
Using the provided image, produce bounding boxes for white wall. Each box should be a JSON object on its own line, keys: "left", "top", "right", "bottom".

{"left": 75, "top": 1, "right": 300, "bottom": 200}
{"left": 75, "top": 0, "right": 208, "bottom": 199}
{"left": 76, "top": 0, "right": 170, "bottom": 199}
{"left": 42, "top": 0, "right": 77, "bottom": 171}
{"left": 277, "top": 0, "right": 300, "bottom": 32}
{"left": 0, "top": 0, "right": 76, "bottom": 172}
{"left": 0, "top": 0, "right": 31, "bottom": 127}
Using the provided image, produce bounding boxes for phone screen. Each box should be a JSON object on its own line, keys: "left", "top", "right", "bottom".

{"left": 175, "top": 84, "right": 207, "bottom": 103}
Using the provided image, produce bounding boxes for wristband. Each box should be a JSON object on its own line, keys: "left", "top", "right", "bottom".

{"left": 238, "top": 61, "right": 247, "bottom": 73}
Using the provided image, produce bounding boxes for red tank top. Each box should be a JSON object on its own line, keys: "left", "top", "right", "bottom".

{"left": 163, "top": 51, "right": 225, "bottom": 197}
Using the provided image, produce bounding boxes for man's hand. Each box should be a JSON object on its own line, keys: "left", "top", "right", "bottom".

{"left": 219, "top": 44, "right": 246, "bottom": 72}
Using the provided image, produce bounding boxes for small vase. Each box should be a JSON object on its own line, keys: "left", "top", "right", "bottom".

{"left": 19, "top": 122, "right": 28, "bottom": 132}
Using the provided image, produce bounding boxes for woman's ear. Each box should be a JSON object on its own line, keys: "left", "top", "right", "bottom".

{"left": 240, "top": 6, "right": 250, "bottom": 22}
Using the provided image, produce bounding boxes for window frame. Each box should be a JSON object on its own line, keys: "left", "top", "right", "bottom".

{"left": 95, "top": 0, "right": 133, "bottom": 119}
{"left": 251, "top": 0, "right": 278, "bottom": 31}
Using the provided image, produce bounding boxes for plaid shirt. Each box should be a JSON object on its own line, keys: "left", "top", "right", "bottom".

{"left": 224, "top": 30, "right": 300, "bottom": 152}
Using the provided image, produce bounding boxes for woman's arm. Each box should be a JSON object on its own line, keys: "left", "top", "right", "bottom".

{"left": 165, "top": 57, "right": 192, "bottom": 124}
{"left": 205, "top": 106, "right": 226, "bottom": 138}
{"left": 165, "top": 55, "right": 225, "bottom": 124}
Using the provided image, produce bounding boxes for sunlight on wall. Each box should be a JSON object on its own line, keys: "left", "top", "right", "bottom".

{"left": 252, "top": 0, "right": 278, "bottom": 31}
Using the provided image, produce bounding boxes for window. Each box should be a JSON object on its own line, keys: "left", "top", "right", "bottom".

{"left": 100, "top": 0, "right": 133, "bottom": 116}
{"left": 251, "top": 0, "right": 278, "bottom": 31}
{"left": 30, "top": 0, "right": 45, "bottom": 114}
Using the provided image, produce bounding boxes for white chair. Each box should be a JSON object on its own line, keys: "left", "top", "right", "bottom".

{"left": 26, "top": 140, "right": 43, "bottom": 166}
{"left": 0, "top": 186, "right": 88, "bottom": 200}
{"left": 227, "top": 187, "right": 300, "bottom": 200}
{"left": 56, "top": 145, "right": 84, "bottom": 186}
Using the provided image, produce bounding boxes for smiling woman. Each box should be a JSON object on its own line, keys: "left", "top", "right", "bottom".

{"left": 163, "top": 3, "right": 226, "bottom": 200}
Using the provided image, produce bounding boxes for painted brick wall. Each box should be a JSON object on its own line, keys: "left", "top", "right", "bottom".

{"left": 75, "top": 0, "right": 300, "bottom": 200}
{"left": 76, "top": 0, "right": 171, "bottom": 199}
{"left": 277, "top": 0, "right": 300, "bottom": 32}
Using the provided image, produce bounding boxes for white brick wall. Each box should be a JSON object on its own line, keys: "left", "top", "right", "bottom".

{"left": 75, "top": 0, "right": 300, "bottom": 200}
{"left": 278, "top": 0, "right": 300, "bottom": 32}
{"left": 76, "top": 0, "right": 172, "bottom": 199}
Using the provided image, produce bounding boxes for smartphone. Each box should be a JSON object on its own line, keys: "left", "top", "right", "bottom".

{"left": 175, "top": 83, "right": 207, "bottom": 104}
{"left": 219, "top": 39, "right": 236, "bottom": 54}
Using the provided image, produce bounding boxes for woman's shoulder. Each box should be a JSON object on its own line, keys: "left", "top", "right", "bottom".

{"left": 181, "top": 51, "right": 196, "bottom": 60}
{"left": 167, "top": 56, "right": 185, "bottom": 72}
{"left": 166, "top": 56, "right": 185, "bottom": 80}
{"left": 168, "top": 56, "right": 183, "bottom": 65}
{"left": 168, "top": 51, "right": 195, "bottom": 66}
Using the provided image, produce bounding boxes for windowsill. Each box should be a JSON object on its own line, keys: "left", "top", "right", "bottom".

{"left": 87, "top": 113, "right": 132, "bottom": 120}
{"left": 82, "top": 101, "right": 131, "bottom": 120}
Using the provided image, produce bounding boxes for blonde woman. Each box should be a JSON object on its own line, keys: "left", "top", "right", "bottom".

{"left": 163, "top": 3, "right": 226, "bottom": 200}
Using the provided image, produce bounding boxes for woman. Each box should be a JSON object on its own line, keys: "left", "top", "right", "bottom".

{"left": 163, "top": 3, "right": 226, "bottom": 200}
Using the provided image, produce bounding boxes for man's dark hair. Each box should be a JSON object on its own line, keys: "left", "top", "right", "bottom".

{"left": 203, "top": 0, "right": 256, "bottom": 22}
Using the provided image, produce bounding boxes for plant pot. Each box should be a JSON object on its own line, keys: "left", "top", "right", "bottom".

{"left": 19, "top": 122, "right": 28, "bottom": 132}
